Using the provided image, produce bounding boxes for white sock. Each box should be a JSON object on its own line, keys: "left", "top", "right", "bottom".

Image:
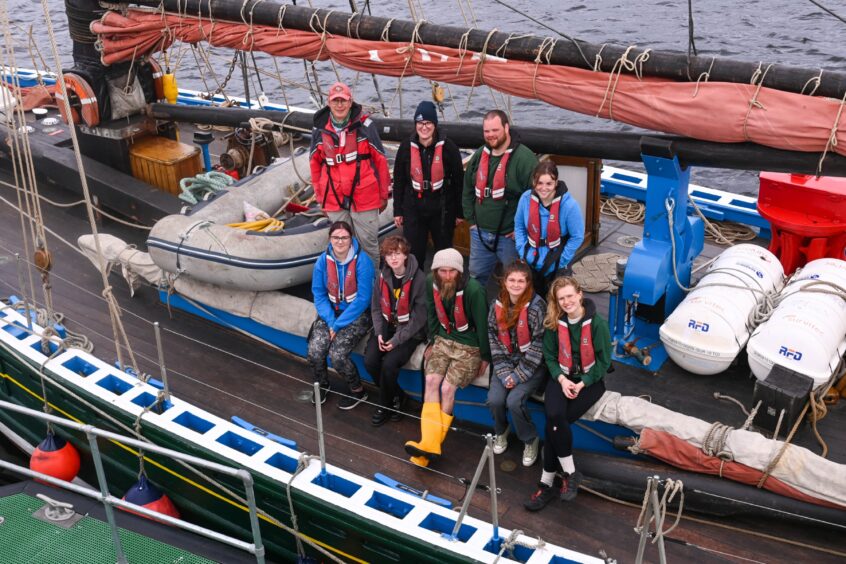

{"left": 559, "top": 455, "right": 575, "bottom": 475}
{"left": 540, "top": 470, "right": 557, "bottom": 487}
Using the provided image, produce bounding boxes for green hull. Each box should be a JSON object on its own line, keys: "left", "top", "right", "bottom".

{"left": 0, "top": 349, "right": 481, "bottom": 563}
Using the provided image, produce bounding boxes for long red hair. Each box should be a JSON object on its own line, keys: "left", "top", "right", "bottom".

{"left": 496, "top": 261, "right": 534, "bottom": 329}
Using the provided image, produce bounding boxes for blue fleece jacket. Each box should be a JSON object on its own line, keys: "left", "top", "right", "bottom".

{"left": 514, "top": 186, "right": 585, "bottom": 276}
{"left": 312, "top": 238, "right": 375, "bottom": 332}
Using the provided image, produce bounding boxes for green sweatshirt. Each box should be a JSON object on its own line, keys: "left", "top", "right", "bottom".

{"left": 462, "top": 143, "right": 538, "bottom": 234}
{"left": 426, "top": 273, "right": 491, "bottom": 361}
{"left": 543, "top": 305, "right": 611, "bottom": 387}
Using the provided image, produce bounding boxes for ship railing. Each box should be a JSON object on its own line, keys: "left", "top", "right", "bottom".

{"left": 0, "top": 399, "right": 266, "bottom": 564}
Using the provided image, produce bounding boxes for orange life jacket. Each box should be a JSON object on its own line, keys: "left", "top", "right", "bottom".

{"left": 433, "top": 285, "right": 469, "bottom": 333}
{"left": 410, "top": 140, "right": 445, "bottom": 196}
{"left": 557, "top": 317, "right": 595, "bottom": 375}
{"left": 326, "top": 252, "right": 358, "bottom": 310}
{"left": 494, "top": 299, "right": 531, "bottom": 353}
{"left": 380, "top": 274, "right": 412, "bottom": 324}
{"left": 474, "top": 146, "right": 512, "bottom": 202}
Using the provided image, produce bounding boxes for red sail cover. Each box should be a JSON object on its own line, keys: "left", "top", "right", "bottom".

{"left": 638, "top": 428, "right": 845, "bottom": 510}
{"left": 91, "top": 9, "right": 846, "bottom": 160}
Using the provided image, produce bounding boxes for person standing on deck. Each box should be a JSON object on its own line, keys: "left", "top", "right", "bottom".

{"left": 392, "top": 101, "right": 465, "bottom": 268}
{"left": 525, "top": 276, "right": 611, "bottom": 511}
{"left": 405, "top": 248, "right": 490, "bottom": 467}
{"left": 462, "top": 110, "right": 538, "bottom": 287}
{"left": 365, "top": 235, "right": 427, "bottom": 426}
{"left": 308, "top": 221, "right": 374, "bottom": 410}
{"left": 487, "top": 260, "right": 547, "bottom": 467}
{"left": 310, "top": 82, "right": 390, "bottom": 266}
{"left": 514, "top": 161, "right": 585, "bottom": 297}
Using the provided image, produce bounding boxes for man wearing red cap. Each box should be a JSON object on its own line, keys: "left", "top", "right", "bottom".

{"left": 310, "top": 82, "right": 391, "bottom": 266}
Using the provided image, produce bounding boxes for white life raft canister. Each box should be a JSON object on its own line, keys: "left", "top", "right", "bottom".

{"left": 747, "top": 257, "right": 846, "bottom": 388}
{"left": 659, "top": 244, "right": 785, "bottom": 375}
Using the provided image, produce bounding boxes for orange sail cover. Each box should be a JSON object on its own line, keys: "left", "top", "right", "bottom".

{"left": 638, "top": 428, "right": 845, "bottom": 510}
{"left": 91, "top": 9, "right": 846, "bottom": 160}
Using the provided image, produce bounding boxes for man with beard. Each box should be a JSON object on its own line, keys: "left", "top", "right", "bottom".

{"left": 462, "top": 110, "right": 538, "bottom": 287}
{"left": 310, "top": 82, "right": 391, "bottom": 266}
{"left": 392, "top": 101, "right": 465, "bottom": 268}
{"left": 404, "top": 248, "right": 490, "bottom": 467}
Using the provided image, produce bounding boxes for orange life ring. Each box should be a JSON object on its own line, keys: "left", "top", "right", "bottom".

{"left": 56, "top": 72, "right": 100, "bottom": 128}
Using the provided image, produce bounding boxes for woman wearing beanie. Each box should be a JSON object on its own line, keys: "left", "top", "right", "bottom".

{"left": 392, "top": 101, "right": 465, "bottom": 269}
{"left": 404, "top": 248, "right": 490, "bottom": 467}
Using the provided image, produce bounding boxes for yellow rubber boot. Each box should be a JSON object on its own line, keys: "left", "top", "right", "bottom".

{"left": 405, "top": 402, "right": 443, "bottom": 460}
{"left": 409, "top": 455, "right": 430, "bottom": 467}
{"left": 439, "top": 412, "right": 453, "bottom": 444}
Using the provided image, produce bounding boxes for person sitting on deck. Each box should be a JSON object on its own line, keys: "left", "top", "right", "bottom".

{"left": 405, "top": 248, "right": 490, "bottom": 467}
{"left": 308, "top": 221, "right": 375, "bottom": 410}
{"left": 487, "top": 260, "right": 547, "bottom": 467}
{"left": 514, "top": 160, "right": 585, "bottom": 297}
{"left": 365, "top": 235, "right": 427, "bottom": 426}
{"left": 525, "top": 276, "right": 611, "bottom": 511}
{"left": 309, "top": 82, "right": 390, "bottom": 267}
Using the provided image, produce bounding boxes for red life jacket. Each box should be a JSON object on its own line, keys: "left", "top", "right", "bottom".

{"left": 527, "top": 192, "right": 563, "bottom": 249}
{"left": 321, "top": 128, "right": 361, "bottom": 167}
{"left": 494, "top": 299, "right": 531, "bottom": 353}
{"left": 326, "top": 252, "right": 358, "bottom": 309}
{"left": 474, "top": 146, "right": 512, "bottom": 202}
{"left": 410, "top": 140, "right": 445, "bottom": 195}
{"left": 433, "top": 284, "right": 469, "bottom": 333}
{"left": 380, "top": 274, "right": 412, "bottom": 324}
{"left": 557, "top": 317, "right": 595, "bottom": 375}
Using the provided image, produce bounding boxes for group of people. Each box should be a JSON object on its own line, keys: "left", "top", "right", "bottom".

{"left": 307, "top": 82, "right": 610, "bottom": 511}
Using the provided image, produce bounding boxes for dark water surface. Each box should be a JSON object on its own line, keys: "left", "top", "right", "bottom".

{"left": 11, "top": 0, "right": 846, "bottom": 194}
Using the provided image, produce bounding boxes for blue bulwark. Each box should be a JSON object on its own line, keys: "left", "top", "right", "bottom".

{"left": 601, "top": 166, "right": 771, "bottom": 238}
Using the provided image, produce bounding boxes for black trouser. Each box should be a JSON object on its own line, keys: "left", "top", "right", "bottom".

{"left": 403, "top": 205, "right": 455, "bottom": 269}
{"left": 542, "top": 377, "right": 606, "bottom": 473}
{"left": 363, "top": 334, "right": 421, "bottom": 407}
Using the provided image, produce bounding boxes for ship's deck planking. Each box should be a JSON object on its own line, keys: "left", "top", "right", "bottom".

{"left": 0, "top": 163, "right": 844, "bottom": 563}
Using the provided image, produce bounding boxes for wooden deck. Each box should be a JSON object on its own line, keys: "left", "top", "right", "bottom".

{"left": 0, "top": 156, "right": 844, "bottom": 563}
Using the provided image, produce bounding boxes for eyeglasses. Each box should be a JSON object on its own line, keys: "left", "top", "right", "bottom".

{"left": 330, "top": 235, "right": 351, "bottom": 242}
{"left": 385, "top": 251, "right": 406, "bottom": 258}
{"left": 416, "top": 120, "right": 434, "bottom": 128}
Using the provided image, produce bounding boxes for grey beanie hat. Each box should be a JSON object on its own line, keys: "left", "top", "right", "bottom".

{"left": 430, "top": 248, "right": 464, "bottom": 273}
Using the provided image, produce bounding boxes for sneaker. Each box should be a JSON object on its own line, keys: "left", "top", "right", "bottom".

{"left": 523, "top": 478, "right": 561, "bottom": 512}
{"left": 493, "top": 429, "right": 509, "bottom": 455}
{"left": 522, "top": 437, "right": 539, "bottom": 467}
{"left": 371, "top": 407, "right": 390, "bottom": 426}
{"left": 390, "top": 394, "right": 405, "bottom": 422}
{"left": 337, "top": 389, "right": 368, "bottom": 411}
{"left": 560, "top": 470, "right": 583, "bottom": 502}
{"left": 311, "top": 386, "right": 329, "bottom": 405}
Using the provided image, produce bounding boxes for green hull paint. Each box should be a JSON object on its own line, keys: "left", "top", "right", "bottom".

{"left": 0, "top": 348, "right": 481, "bottom": 564}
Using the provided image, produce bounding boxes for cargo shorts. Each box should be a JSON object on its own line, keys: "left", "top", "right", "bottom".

{"left": 424, "top": 336, "right": 482, "bottom": 389}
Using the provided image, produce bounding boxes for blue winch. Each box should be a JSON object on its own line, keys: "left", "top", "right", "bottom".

{"left": 608, "top": 139, "right": 704, "bottom": 370}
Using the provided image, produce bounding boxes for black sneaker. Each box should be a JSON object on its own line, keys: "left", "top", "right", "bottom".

{"left": 524, "top": 478, "right": 561, "bottom": 512}
{"left": 311, "top": 386, "right": 329, "bottom": 405}
{"left": 390, "top": 394, "right": 405, "bottom": 422}
{"left": 560, "top": 471, "right": 583, "bottom": 502}
{"left": 338, "top": 389, "right": 368, "bottom": 410}
{"left": 371, "top": 407, "right": 390, "bottom": 426}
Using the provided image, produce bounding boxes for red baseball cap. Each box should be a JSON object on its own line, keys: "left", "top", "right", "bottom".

{"left": 328, "top": 82, "right": 352, "bottom": 101}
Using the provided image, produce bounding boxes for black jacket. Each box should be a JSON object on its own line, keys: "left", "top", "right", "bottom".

{"left": 392, "top": 130, "right": 464, "bottom": 220}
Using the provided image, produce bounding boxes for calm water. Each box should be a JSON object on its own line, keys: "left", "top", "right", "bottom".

{"left": 11, "top": 1, "right": 846, "bottom": 194}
